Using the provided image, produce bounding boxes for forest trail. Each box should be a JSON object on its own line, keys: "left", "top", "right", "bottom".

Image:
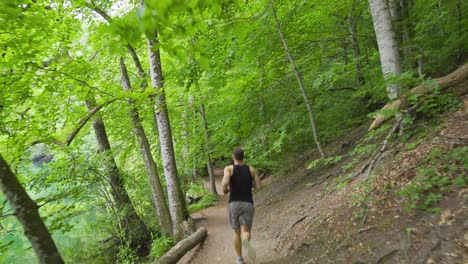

{"left": 180, "top": 168, "right": 279, "bottom": 264}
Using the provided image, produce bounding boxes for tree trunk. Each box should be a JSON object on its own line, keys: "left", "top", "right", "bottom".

{"left": 271, "top": 4, "right": 326, "bottom": 158}
{"left": 188, "top": 94, "right": 198, "bottom": 182}
{"left": 145, "top": 29, "right": 188, "bottom": 238}
{"left": 456, "top": 1, "right": 463, "bottom": 63}
{"left": 119, "top": 58, "right": 173, "bottom": 237}
{"left": 258, "top": 62, "right": 269, "bottom": 151}
{"left": 86, "top": 99, "right": 151, "bottom": 248}
{"left": 0, "top": 155, "right": 64, "bottom": 264}
{"left": 368, "top": 0, "right": 402, "bottom": 100}
{"left": 369, "top": 63, "right": 468, "bottom": 130}
{"left": 348, "top": 13, "right": 366, "bottom": 85}
{"left": 155, "top": 227, "right": 208, "bottom": 264}
{"left": 200, "top": 104, "right": 218, "bottom": 195}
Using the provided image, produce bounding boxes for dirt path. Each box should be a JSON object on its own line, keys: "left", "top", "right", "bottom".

{"left": 180, "top": 168, "right": 278, "bottom": 264}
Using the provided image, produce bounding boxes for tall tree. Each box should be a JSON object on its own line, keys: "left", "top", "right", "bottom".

{"left": 0, "top": 155, "right": 64, "bottom": 264}
{"left": 368, "top": 0, "right": 402, "bottom": 99}
{"left": 271, "top": 3, "right": 326, "bottom": 158}
{"left": 348, "top": 5, "right": 366, "bottom": 86}
{"left": 200, "top": 104, "right": 218, "bottom": 195}
{"left": 85, "top": 100, "right": 151, "bottom": 248}
{"left": 119, "top": 58, "right": 173, "bottom": 237}
{"left": 145, "top": 29, "right": 188, "bottom": 237}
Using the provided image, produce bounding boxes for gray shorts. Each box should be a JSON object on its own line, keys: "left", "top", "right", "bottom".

{"left": 227, "top": 201, "right": 254, "bottom": 230}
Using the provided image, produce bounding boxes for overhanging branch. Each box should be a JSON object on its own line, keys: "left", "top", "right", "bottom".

{"left": 30, "top": 99, "right": 116, "bottom": 147}
{"left": 65, "top": 99, "right": 116, "bottom": 146}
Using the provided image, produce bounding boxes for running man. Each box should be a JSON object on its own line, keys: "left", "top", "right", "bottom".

{"left": 222, "top": 147, "right": 262, "bottom": 264}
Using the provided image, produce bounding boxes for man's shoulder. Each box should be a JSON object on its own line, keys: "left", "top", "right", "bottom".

{"left": 224, "top": 165, "right": 234, "bottom": 171}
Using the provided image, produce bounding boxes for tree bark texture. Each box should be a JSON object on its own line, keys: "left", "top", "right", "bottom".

{"left": 120, "top": 58, "right": 173, "bottom": 236}
{"left": 155, "top": 227, "right": 208, "bottom": 264}
{"left": 368, "top": 0, "right": 402, "bottom": 100}
{"left": 0, "top": 155, "right": 64, "bottom": 264}
{"left": 200, "top": 104, "right": 218, "bottom": 195}
{"left": 146, "top": 29, "right": 188, "bottom": 238}
{"left": 85, "top": 100, "right": 151, "bottom": 248}
{"left": 271, "top": 4, "right": 326, "bottom": 158}
{"left": 369, "top": 63, "right": 468, "bottom": 130}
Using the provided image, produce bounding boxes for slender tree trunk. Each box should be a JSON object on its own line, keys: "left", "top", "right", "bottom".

{"left": 368, "top": 0, "right": 402, "bottom": 99}
{"left": 0, "top": 155, "right": 64, "bottom": 264}
{"left": 181, "top": 103, "right": 190, "bottom": 180}
{"left": 181, "top": 84, "right": 194, "bottom": 182}
{"left": 341, "top": 37, "right": 349, "bottom": 65}
{"left": 258, "top": 63, "right": 268, "bottom": 151}
{"left": 348, "top": 13, "right": 366, "bottom": 85}
{"left": 88, "top": 5, "right": 161, "bottom": 137}
{"left": 271, "top": 4, "right": 326, "bottom": 158}
{"left": 120, "top": 58, "right": 173, "bottom": 237}
{"left": 456, "top": 1, "right": 463, "bottom": 63}
{"left": 199, "top": 104, "right": 218, "bottom": 195}
{"left": 85, "top": 99, "right": 151, "bottom": 248}
{"left": 399, "top": 0, "right": 412, "bottom": 58}
{"left": 188, "top": 94, "right": 198, "bottom": 182}
{"left": 146, "top": 29, "right": 187, "bottom": 238}
{"left": 125, "top": 44, "right": 160, "bottom": 135}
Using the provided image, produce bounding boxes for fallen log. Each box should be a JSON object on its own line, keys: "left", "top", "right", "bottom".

{"left": 369, "top": 63, "right": 468, "bottom": 131}
{"left": 155, "top": 227, "right": 208, "bottom": 264}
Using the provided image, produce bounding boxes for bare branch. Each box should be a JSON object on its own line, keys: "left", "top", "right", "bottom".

{"left": 65, "top": 99, "right": 116, "bottom": 146}
{"left": 31, "top": 99, "right": 116, "bottom": 147}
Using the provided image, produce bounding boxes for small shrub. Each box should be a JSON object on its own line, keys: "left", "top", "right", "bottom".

{"left": 188, "top": 193, "right": 218, "bottom": 214}
{"left": 307, "top": 155, "right": 342, "bottom": 170}
{"left": 408, "top": 85, "right": 461, "bottom": 118}
{"left": 185, "top": 182, "right": 207, "bottom": 198}
{"left": 397, "top": 147, "right": 467, "bottom": 213}
{"left": 150, "top": 236, "right": 174, "bottom": 260}
{"left": 351, "top": 177, "right": 376, "bottom": 221}
{"left": 117, "top": 242, "right": 139, "bottom": 264}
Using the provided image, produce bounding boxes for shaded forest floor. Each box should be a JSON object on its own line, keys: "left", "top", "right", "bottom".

{"left": 181, "top": 96, "right": 467, "bottom": 264}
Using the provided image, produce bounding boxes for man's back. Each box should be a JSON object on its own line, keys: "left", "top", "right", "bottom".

{"left": 229, "top": 164, "right": 253, "bottom": 204}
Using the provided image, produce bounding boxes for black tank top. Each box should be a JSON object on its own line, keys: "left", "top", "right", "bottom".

{"left": 229, "top": 164, "right": 253, "bottom": 204}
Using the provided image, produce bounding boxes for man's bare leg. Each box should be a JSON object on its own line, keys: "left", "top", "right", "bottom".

{"left": 233, "top": 229, "right": 242, "bottom": 257}
{"left": 240, "top": 225, "right": 251, "bottom": 241}
{"left": 241, "top": 224, "right": 256, "bottom": 262}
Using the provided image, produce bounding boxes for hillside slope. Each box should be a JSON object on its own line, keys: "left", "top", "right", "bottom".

{"left": 253, "top": 98, "right": 467, "bottom": 264}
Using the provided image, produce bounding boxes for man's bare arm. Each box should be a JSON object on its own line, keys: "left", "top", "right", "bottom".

{"left": 221, "top": 166, "right": 232, "bottom": 195}
{"left": 251, "top": 167, "right": 262, "bottom": 190}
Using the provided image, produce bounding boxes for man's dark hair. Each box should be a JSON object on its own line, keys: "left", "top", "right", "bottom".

{"left": 233, "top": 147, "right": 244, "bottom": 161}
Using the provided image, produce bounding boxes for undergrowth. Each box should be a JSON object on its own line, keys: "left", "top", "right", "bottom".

{"left": 150, "top": 236, "right": 174, "bottom": 261}
{"left": 185, "top": 181, "right": 218, "bottom": 214}
{"left": 188, "top": 194, "right": 218, "bottom": 214}
{"left": 397, "top": 147, "right": 467, "bottom": 213}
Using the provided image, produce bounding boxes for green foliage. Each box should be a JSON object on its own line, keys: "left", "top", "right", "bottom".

{"left": 185, "top": 181, "right": 207, "bottom": 198}
{"left": 307, "top": 156, "right": 342, "bottom": 170}
{"left": 404, "top": 129, "right": 429, "bottom": 150}
{"left": 334, "top": 174, "right": 353, "bottom": 190}
{"left": 117, "top": 242, "right": 139, "bottom": 264}
{"left": 188, "top": 194, "right": 218, "bottom": 214}
{"left": 408, "top": 87, "right": 461, "bottom": 118}
{"left": 351, "top": 178, "right": 376, "bottom": 221}
{"left": 183, "top": 182, "right": 218, "bottom": 213}
{"left": 397, "top": 147, "right": 467, "bottom": 213}
{"left": 150, "top": 236, "right": 175, "bottom": 260}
